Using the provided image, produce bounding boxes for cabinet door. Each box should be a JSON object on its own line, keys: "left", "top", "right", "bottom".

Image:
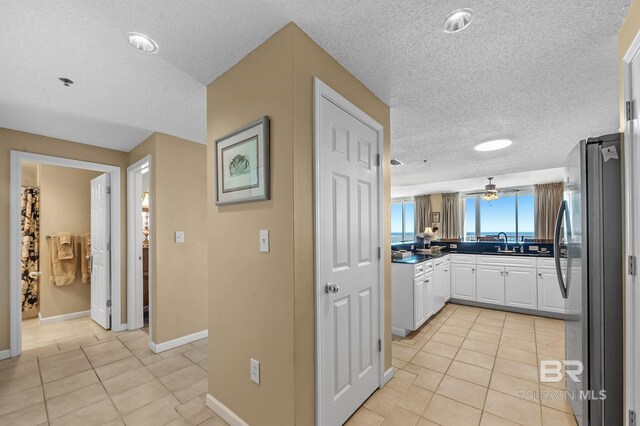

{"left": 537, "top": 269, "right": 566, "bottom": 313}
{"left": 414, "top": 277, "right": 426, "bottom": 328}
{"left": 443, "top": 262, "right": 451, "bottom": 301}
{"left": 505, "top": 267, "right": 537, "bottom": 309}
{"left": 425, "top": 275, "right": 434, "bottom": 319}
{"left": 451, "top": 263, "right": 476, "bottom": 300}
{"left": 476, "top": 265, "right": 505, "bottom": 305}
{"left": 433, "top": 263, "right": 446, "bottom": 312}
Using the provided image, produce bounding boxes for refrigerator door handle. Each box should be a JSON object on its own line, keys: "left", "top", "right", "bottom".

{"left": 554, "top": 200, "right": 568, "bottom": 299}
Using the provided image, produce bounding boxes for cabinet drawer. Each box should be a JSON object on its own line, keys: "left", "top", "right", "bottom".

{"left": 477, "top": 255, "right": 536, "bottom": 268}
{"left": 451, "top": 254, "right": 476, "bottom": 264}
{"left": 536, "top": 257, "right": 566, "bottom": 269}
{"left": 415, "top": 260, "right": 433, "bottom": 277}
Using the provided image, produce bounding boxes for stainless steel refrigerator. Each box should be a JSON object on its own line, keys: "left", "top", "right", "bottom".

{"left": 555, "top": 133, "right": 623, "bottom": 425}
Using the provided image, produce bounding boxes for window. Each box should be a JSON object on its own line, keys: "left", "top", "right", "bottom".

{"left": 463, "top": 191, "right": 534, "bottom": 242}
{"left": 391, "top": 199, "right": 415, "bottom": 242}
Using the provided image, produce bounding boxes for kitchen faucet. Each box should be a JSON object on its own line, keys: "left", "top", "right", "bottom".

{"left": 496, "top": 232, "right": 509, "bottom": 251}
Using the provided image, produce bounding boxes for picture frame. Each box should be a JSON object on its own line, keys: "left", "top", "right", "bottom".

{"left": 432, "top": 211, "right": 441, "bottom": 223}
{"left": 215, "top": 116, "right": 270, "bottom": 206}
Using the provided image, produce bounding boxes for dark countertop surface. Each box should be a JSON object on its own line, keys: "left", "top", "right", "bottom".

{"left": 392, "top": 250, "right": 553, "bottom": 264}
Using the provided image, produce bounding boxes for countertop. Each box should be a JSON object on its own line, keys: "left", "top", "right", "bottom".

{"left": 392, "top": 250, "right": 553, "bottom": 264}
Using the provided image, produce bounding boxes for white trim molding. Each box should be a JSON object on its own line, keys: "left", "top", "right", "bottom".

{"left": 383, "top": 367, "right": 395, "bottom": 386}
{"left": 205, "top": 394, "right": 249, "bottom": 426}
{"left": 9, "top": 150, "right": 123, "bottom": 357}
{"left": 149, "top": 329, "right": 208, "bottom": 353}
{"left": 38, "top": 310, "right": 90, "bottom": 325}
{"left": 0, "top": 350, "right": 11, "bottom": 361}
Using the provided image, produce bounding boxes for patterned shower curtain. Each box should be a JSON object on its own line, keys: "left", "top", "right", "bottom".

{"left": 21, "top": 187, "right": 40, "bottom": 312}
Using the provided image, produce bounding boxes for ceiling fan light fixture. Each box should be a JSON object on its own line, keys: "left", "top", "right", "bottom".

{"left": 475, "top": 139, "right": 512, "bottom": 152}
{"left": 481, "top": 177, "right": 503, "bottom": 200}
{"left": 443, "top": 8, "right": 474, "bottom": 33}
{"left": 127, "top": 32, "right": 158, "bottom": 54}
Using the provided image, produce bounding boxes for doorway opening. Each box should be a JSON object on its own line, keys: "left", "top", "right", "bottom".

{"left": 9, "top": 151, "right": 122, "bottom": 358}
{"left": 127, "top": 156, "right": 152, "bottom": 340}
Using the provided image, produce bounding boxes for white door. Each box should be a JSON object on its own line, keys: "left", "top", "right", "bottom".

{"left": 476, "top": 265, "right": 505, "bottom": 305}
{"left": 414, "top": 276, "right": 427, "bottom": 328}
{"left": 317, "top": 88, "right": 381, "bottom": 425}
{"left": 433, "top": 261, "right": 446, "bottom": 312}
{"left": 504, "top": 267, "right": 537, "bottom": 309}
{"left": 451, "top": 263, "right": 476, "bottom": 300}
{"left": 537, "top": 269, "right": 566, "bottom": 313}
{"left": 91, "top": 173, "right": 111, "bottom": 329}
{"left": 444, "top": 262, "right": 451, "bottom": 301}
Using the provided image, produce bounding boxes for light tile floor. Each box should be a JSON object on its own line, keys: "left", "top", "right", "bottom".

{"left": 1, "top": 317, "right": 226, "bottom": 425}
{"left": 347, "top": 303, "right": 577, "bottom": 426}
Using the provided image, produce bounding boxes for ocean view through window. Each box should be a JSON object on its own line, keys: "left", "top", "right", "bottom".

{"left": 464, "top": 191, "right": 534, "bottom": 241}
{"left": 391, "top": 199, "right": 415, "bottom": 242}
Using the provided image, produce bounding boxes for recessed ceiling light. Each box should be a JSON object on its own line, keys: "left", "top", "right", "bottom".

{"left": 443, "top": 8, "right": 474, "bottom": 33}
{"left": 390, "top": 159, "right": 404, "bottom": 166}
{"left": 127, "top": 32, "right": 158, "bottom": 54}
{"left": 475, "top": 139, "right": 512, "bottom": 152}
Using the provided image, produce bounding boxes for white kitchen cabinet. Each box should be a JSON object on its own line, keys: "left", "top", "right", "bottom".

{"left": 434, "top": 258, "right": 450, "bottom": 312}
{"left": 476, "top": 265, "right": 505, "bottom": 305}
{"left": 537, "top": 268, "right": 567, "bottom": 313}
{"left": 392, "top": 261, "right": 435, "bottom": 336}
{"left": 451, "top": 263, "right": 476, "bottom": 300}
{"left": 504, "top": 267, "right": 537, "bottom": 309}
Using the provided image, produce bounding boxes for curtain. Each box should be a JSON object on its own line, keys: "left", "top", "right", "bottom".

{"left": 21, "top": 187, "right": 40, "bottom": 312}
{"left": 534, "top": 182, "right": 564, "bottom": 240}
{"left": 414, "top": 195, "right": 431, "bottom": 238}
{"left": 442, "top": 192, "right": 461, "bottom": 239}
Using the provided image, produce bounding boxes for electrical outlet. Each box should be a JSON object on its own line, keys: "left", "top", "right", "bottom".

{"left": 530, "top": 245, "right": 539, "bottom": 251}
{"left": 250, "top": 358, "right": 260, "bottom": 384}
{"left": 450, "top": 244, "right": 458, "bottom": 249}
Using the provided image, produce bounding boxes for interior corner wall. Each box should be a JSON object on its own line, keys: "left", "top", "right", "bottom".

{"left": 127, "top": 133, "right": 208, "bottom": 346}
{"left": 38, "top": 165, "right": 100, "bottom": 319}
{"left": 619, "top": 0, "right": 640, "bottom": 130}
{"left": 207, "top": 25, "right": 296, "bottom": 426}
{"left": 207, "top": 22, "right": 391, "bottom": 425}
{"left": 0, "top": 128, "right": 129, "bottom": 351}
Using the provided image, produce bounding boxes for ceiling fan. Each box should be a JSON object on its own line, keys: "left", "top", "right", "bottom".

{"left": 467, "top": 177, "right": 504, "bottom": 200}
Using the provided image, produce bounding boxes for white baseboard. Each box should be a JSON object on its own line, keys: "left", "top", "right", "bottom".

{"left": 0, "top": 349, "right": 11, "bottom": 360}
{"left": 206, "top": 394, "right": 249, "bottom": 426}
{"left": 383, "top": 367, "right": 395, "bottom": 386}
{"left": 38, "top": 310, "right": 90, "bottom": 325}
{"left": 149, "top": 329, "right": 208, "bottom": 353}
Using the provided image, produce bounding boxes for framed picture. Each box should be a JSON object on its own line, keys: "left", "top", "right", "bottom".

{"left": 432, "top": 211, "right": 441, "bottom": 223}
{"left": 215, "top": 116, "right": 270, "bottom": 206}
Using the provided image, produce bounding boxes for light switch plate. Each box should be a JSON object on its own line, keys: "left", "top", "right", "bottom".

{"left": 175, "top": 231, "right": 185, "bottom": 243}
{"left": 250, "top": 358, "right": 260, "bottom": 384}
{"left": 259, "top": 229, "right": 269, "bottom": 253}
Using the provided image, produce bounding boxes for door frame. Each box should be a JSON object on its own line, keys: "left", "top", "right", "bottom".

{"left": 9, "top": 151, "right": 123, "bottom": 357}
{"left": 126, "top": 156, "right": 152, "bottom": 337}
{"left": 313, "top": 77, "right": 386, "bottom": 425}
{"left": 623, "top": 31, "right": 640, "bottom": 424}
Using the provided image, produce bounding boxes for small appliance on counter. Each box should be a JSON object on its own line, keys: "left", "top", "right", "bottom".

{"left": 391, "top": 250, "right": 413, "bottom": 259}
{"left": 415, "top": 227, "right": 436, "bottom": 254}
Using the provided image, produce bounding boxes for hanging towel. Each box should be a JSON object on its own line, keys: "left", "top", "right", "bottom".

{"left": 55, "top": 232, "right": 74, "bottom": 260}
{"left": 49, "top": 235, "right": 77, "bottom": 286}
{"left": 81, "top": 233, "right": 91, "bottom": 284}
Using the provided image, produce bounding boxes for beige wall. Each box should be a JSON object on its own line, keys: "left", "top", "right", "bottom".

{"left": 207, "top": 23, "right": 391, "bottom": 425}
{"left": 39, "top": 165, "right": 100, "bottom": 318}
{"left": 22, "top": 162, "right": 39, "bottom": 187}
{"left": 128, "top": 133, "right": 208, "bottom": 345}
{"left": 0, "top": 128, "right": 129, "bottom": 350}
{"left": 620, "top": 0, "right": 640, "bottom": 130}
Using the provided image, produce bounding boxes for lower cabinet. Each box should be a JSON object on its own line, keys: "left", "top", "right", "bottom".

{"left": 476, "top": 265, "right": 505, "bottom": 305}
{"left": 413, "top": 273, "right": 434, "bottom": 329}
{"left": 434, "top": 260, "right": 450, "bottom": 312}
{"left": 537, "top": 268, "right": 566, "bottom": 313}
{"left": 504, "top": 267, "right": 537, "bottom": 309}
{"left": 451, "top": 263, "right": 476, "bottom": 300}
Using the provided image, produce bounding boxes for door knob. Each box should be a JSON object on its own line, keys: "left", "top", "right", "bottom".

{"left": 325, "top": 283, "right": 339, "bottom": 294}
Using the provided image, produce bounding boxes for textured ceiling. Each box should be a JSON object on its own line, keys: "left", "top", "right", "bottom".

{"left": 0, "top": 0, "right": 631, "bottom": 192}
